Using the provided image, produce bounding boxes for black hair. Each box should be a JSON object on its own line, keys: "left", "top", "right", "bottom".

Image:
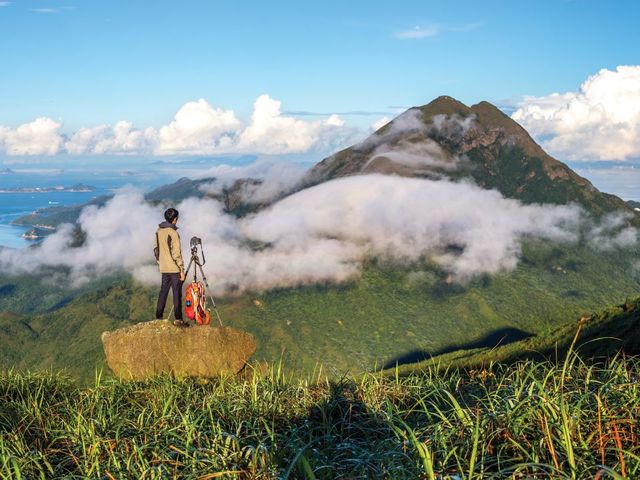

{"left": 164, "top": 208, "right": 179, "bottom": 223}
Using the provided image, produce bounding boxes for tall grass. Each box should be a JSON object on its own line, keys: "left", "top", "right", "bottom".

{"left": 1, "top": 353, "right": 639, "bottom": 479}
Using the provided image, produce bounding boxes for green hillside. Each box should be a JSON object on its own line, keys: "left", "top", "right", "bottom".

{"left": 12, "top": 195, "right": 111, "bottom": 228}
{"left": 2, "top": 239, "right": 638, "bottom": 380}
{"left": 2, "top": 96, "right": 640, "bottom": 380}
{"left": 394, "top": 294, "right": 640, "bottom": 374}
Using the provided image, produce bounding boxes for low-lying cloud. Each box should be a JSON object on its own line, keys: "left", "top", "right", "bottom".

{"left": 1, "top": 174, "right": 634, "bottom": 295}
{"left": 198, "top": 158, "right": 306, "bottom": 204}
{"left": 359, "top": 110, "right": 474, "bottom": 173}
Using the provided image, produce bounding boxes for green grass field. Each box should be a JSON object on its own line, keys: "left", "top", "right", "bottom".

{"left": 3, "top": 296, "right": 640, "bottom": 478}
{"left": 2, "top": 349, "right": 639, "bottom": 479}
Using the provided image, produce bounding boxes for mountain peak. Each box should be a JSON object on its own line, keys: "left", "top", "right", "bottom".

{"left": 470, "top": 100, "right": 533, "bottom": 139}
{"left": 418, "top": 95, "right": 472, "bottom": 118}
{"left": 303, "top": 95, "right": 635, "bottom": 218}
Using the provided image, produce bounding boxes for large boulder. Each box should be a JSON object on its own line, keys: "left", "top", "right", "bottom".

{"left": 102, "top": 320, "right": 256, "bottom": 380}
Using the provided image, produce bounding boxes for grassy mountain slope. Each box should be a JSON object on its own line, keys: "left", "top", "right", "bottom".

{"left": 395, "top": 294, "right": 640, "bottom": 374}
{"left": 12, "top": 195, "right": 112, "bottom": 228}
{"left": 0, "top": 275, "right": 157, "bottom": 378}
{"left": 2, "top": 96, "right": 640, "bottom": 379}
{"left": 2, "top": 240, "right": 638, "bottom": 380}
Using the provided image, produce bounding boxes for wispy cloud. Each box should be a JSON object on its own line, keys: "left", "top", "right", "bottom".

{"left": 284, "top": 110, "right": 393, "bottom": 117}
{"left": 30, "top": 7, "right": 59, "bottom": 13}
{"left": 393, "top": 25, "right": 440, "bottom": 39}
{"left": 0, "top": 1, "right": 11, "bottom": 6}
{"left": 392, "top": 21, "right": 483, "bottom": 40}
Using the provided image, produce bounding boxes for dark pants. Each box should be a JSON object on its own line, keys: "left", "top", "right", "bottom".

{"left": 156, "top": 273, "right": 183, "bottom": 320}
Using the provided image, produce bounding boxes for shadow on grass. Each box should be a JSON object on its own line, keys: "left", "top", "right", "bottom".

{"left": 383, "top": 327, "right": 534, "bottom": 369}
{"left": 286, "top": 381, "right": 407, "bottom": 478}
{"left": 45, "top": 296, "right": 74, "bottom": 313}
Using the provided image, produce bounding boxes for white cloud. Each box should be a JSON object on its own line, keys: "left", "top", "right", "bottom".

{"left": 326, "top": 114, "right": 345, "bottom": 127}
{"left": 512, "top": 65, "right": 640, "bottom": 161}
{"left": 363, "top": 113, "right": 465, "bottom": 172}
{"left": 235, "top": 95, "right": 355, "bottom": 154}
{"left": 0, "top": 95, "right": 356, "bottom": 157}
{"left": 240, "top": 175, "right": 583, "bottom": 283}
{"left": 4, "top": 173, "right": 631, "bottom": 295}
{"left": 64, "top": 125, "right": 111, "bottom": 155}
{"left": 30, "top": 8, "right": 58, "bottom": 13}
{"left": 370, "top": 116, "right": 391, "bottom": 132}
{"left": 198, "top": 158, "right": 306, "bottom": 204}
{"left": 0, "top": 188, "right": 160, "bottom": 285}
{"left": 65, "top": 122, "right": 156, "bottom": 155}
{"left": 364, "top": 137, "right": 460, "bottom": 172}
{"left": 587, "top": 212, "right": 638, "bottom": 250}
{"left": 356, "top": 108, "right": 425, "bottom": 150}
{"left": 155, "top": 98, "right": 241, "bottom": 155}
{"left": 0, "top": 117, "right": 63, "bottom": 155}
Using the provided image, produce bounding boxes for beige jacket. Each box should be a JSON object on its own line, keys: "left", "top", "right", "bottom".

{"left": 156, "top": 223, "right": 185, "bottom": 274}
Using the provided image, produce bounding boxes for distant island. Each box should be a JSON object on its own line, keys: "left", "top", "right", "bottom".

{"left": 21, "top": 226, "right": 56, "bottom": 240}
{"left": 0, "top": 168, "right": 15, "bottom": 175}
{"left": 0, "top": 183, "right": 95, "bottom": 193}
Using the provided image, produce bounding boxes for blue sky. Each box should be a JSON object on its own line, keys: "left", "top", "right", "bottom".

{"left": 0, "top": 0, "right": 637, "bottom": 127}
{"left": 0, "top": 0, "right": 639, "bottom": 165}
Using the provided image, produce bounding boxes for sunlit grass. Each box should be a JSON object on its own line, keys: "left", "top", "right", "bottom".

{"left": 2, "top": 350, "right": 639, "bottom": 479}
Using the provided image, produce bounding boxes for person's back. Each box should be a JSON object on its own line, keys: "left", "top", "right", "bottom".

{"left": 156, "top": 221, "right": 184, "bottom": 274}
{"left": 155, "top": 208, "right": 187, "bottom": 326}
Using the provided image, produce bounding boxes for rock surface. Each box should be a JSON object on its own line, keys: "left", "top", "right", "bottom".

{"left": 102, "top": 320, "right": 256, "bottom": 380}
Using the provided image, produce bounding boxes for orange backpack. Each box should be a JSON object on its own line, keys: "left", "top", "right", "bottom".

{"left": 184, "top": 281, "right": 210, "bottom": 325}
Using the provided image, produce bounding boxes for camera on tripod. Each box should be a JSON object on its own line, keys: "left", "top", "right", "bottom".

{"left": 189, "top": 236, "right": 205, "bottom": 265}
{"left": 184, "top": 235, "right": 223, "bottom": 327}
{"left": 190, "top": 236, "right": 202, "bottom": 252}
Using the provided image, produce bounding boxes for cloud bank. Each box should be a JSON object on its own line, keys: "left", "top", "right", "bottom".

{"left": 512, "top": 65, "right": 640, "bottom": 161}
{"left": 0, "top": 95, "right": 357, "bottom": 157}
{"left": 2, "top": 173, "right": 633, "bottom": 295}
{"left": 198, "top": 158, "right": 306, "bottom": 204}
{"left": 0, "top": 117, "right": 64, "bottom": 155}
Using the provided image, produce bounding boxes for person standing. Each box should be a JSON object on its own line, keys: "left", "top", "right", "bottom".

{"left": 155, "top": 208, "right": 187, "bottom": 327}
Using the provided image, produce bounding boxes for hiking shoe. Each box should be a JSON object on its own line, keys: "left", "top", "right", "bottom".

{"left": 173, "top": 319, "right": 189, "bottom": 328}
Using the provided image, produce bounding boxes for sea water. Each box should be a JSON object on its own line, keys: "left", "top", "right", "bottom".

{"left": 0, "top": 169, "right": 176, "bottom": 249}
{"left": 0, "top": 191, "right": 104, "bottom": 248}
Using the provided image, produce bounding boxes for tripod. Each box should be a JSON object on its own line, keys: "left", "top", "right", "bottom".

{"left": 184, "top": 243, "right": 224, "bottom": 328}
